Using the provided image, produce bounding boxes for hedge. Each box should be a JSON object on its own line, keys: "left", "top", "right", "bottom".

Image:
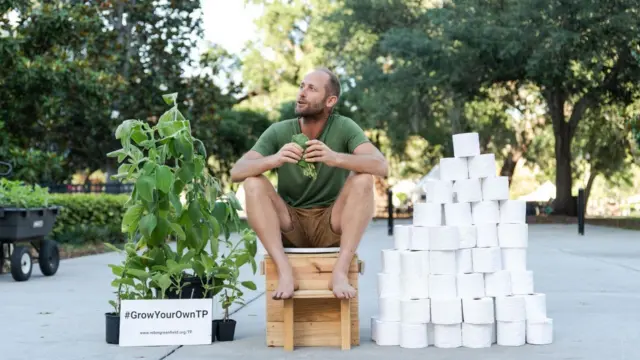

{"left": 48, "top": 193, "right": 129, "bottom": 245}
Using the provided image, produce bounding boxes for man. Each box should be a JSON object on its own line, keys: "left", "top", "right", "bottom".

{"left": 230, "top": 68, "right": 388, "bottom": 300}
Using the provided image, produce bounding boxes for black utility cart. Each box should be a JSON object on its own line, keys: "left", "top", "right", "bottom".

{"left": 0, "top": 161, "right": 61, "bottom": 282}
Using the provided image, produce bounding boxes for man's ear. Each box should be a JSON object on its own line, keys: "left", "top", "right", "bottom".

{"left": 325, "top": 95, "right": 338, "bottom": 108}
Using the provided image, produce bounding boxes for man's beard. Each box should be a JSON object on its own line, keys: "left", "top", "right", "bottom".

{"left": 294, "top": 101, "right": 325, "bottom": 119}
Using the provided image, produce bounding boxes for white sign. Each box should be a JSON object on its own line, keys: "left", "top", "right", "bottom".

{"left": 119, "top": 299, "right": 212, "bottom": 347}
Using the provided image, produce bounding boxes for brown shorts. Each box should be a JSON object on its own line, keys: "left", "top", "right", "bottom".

{"left": 281, "top": 204, "right": 342, "bottom": 248}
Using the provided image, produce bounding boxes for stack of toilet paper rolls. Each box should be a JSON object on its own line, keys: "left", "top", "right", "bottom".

{"left": 371, "top": 132, "right": 553, "bottom": 349}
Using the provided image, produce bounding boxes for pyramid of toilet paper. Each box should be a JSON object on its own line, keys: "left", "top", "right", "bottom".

{"left": 371, "top": 132, "right": 553, "bottom": 349}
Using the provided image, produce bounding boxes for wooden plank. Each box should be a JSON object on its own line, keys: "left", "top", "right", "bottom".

{"left": 266, "top": 296, "right": 359, "bottom": 322}
{"left": 341, "top": 299, "right": 351, "bottom": 350}
{"left": 265, "top": 272, "right": 358, "bottom": 291}
{"left": 264, "top": 256, "right": 359, "bottom": 277}
{"left": 267, "top": 320, "right": 360, "bottom": 347}
{"left": 293, "top": 290, "right": 334, "bottom": 298}
{"left": 283, "top": 299, "right": 294, "bottom": 351}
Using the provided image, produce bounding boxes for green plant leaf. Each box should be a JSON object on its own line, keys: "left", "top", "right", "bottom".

{"left": 169, "top": 222, "right": 186, "bottom": 241}
{"left": 162, "top": 93, "right": 178, "bottom": 106}
{"left": 149, "top": 216, "right": 170, "bottom": 246}
{"left": 156, "top": 165, "right": 173, "bottom": 193}
{"left": 175, "top": 132, "right": 193, "bottom": 161}
{"left": 176, "top": 162, "right": 194, "bottom": 183}
{"left": 127, "top": 268, "right": 150, "bottom": 281}
{"left": 139, "top": 213, "right": 157, "bottom": 239}
{"left": 241, "top": 281, "right": 257, "bottom": 290}
{"left": 136, "top": 175, "right": 155, "bottom": 202}
{"left": 121, "top": 203, "right": 144, "bottom": 233}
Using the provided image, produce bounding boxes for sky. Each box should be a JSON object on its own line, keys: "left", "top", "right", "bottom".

{"left": 200, "top": 0, "right": 263, "bottom": 55}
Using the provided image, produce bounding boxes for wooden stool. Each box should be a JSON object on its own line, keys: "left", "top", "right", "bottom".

{"left": 260, "top": 251, "right": 364, "bottom": 351}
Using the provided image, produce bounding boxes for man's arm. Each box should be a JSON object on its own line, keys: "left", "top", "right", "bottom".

{"left": 334, "top": 142, "right": 389, "bottom": 177}
{"left": 230, "top": 151, "right": 279, "bottom": 183}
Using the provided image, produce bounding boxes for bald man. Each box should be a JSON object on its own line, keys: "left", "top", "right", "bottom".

{"left": 230, "top": 68, "right": 388, "bottom": 300}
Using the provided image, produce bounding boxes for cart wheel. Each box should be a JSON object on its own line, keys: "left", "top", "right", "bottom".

{"left": 39, "top": 239, "right": 59, "bottom": 276}
{"left": 11, "top": 246, "right": 32, "bottom": 281}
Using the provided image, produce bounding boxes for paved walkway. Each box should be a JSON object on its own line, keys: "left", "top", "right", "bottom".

{"left": 2, "top": 221, "right": 640, "bottom": 360}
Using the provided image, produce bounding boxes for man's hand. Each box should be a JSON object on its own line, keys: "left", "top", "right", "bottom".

{"left": 275, "top": 142, "right": 304, "bottom": 167}
{"left": 304, "top": 140, "right": 338, "bottom": 166}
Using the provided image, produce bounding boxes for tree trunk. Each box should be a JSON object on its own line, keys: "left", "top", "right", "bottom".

{"left": 552, "top": 122, "right": 576, "bottom": 215}
{"left": 500, "top": 152, "right": 520, "bottom": 185}
{"left": 584, "top": 171, "right": 598, "bottom": 215}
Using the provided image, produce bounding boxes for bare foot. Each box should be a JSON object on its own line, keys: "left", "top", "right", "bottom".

{"left": 330, "top": 272, "right": 357, "bottom": 299}
{"left": 272, "top": 272, "right": 297, "bottom": 300}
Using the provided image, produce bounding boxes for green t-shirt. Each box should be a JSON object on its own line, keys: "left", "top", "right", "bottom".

{"left": 250, "top": 113, "right": 370, "bottom": 208}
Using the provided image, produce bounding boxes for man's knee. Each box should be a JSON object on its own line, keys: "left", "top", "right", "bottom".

{"left": 348, "top": 173, "right": 374, "bottom": 194}
{"left": 242, "top": 175, "right": 270, "bottom": 196}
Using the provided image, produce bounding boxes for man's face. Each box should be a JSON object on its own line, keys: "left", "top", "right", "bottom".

{"left": 295, "top": 71, "right": 330, "bottom": 117}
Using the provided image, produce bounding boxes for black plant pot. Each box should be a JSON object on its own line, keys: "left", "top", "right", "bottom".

{"left": 211, "top": 320, "right": 218, "bottom": 343}
{"left": 105, "top": 312, "right": 120, "bottom": 345}
{"left": 166, "top": 275, "right": 212, "bottom": 299}
{"left": 214, "top": 319, "right": 236, "bottom": 341}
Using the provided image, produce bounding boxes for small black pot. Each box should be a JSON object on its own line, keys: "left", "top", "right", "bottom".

{"left": 105, "top": 312, "right": 120, "bottom": 345}
{"left": 214, "top": 319, "right": 236, "bottom": 341}
{"left": 211, "top": 320, "right": 218, "bottom": 343}
{"left": 166, "top": 275, "right": 212, "bottom": 299}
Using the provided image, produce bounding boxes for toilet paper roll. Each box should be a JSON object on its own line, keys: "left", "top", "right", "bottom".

{"left": 468, "top": 153, "right": 497, "bottom": 179}
{"left": 472, "top": 200, "right": 500, "bottom": 224}
{"left": 429, "top": 226, "right": 461, "bottom": 250}
{"left": 511, "top": 270, "right": 534, "bottom": 295}
{"left": 462, "top": 297, "right": 495, "bottom": 324}
{"left": 440, "top": 157, "right": 469, "bottom": 181}
{"left": 520, "top": 293, "right": 547, "bottom": 321}
{"left": 376, "top": 320, "right": 401, "bottom": 346}
{"left": 420, "top": 250, "right": 431, "bottom": 274}
{"left": 429, "top": 274, "right": 457, "bottom": 299}
{"left": 495, "top": 295, "right": 526, "bottom": 321}
{"left": 431, "top": 298, "right": 462, "bottom": 324}
{"left": 497, "top": 320, "right": 526, "bottom": 346}
{"left": 444, "top": 202, "right": 473, "bottom": 226}
{"left": 381, "top": 249, "right": 401, "bottom": 274}
{"left": 472, "top": 247, "right": 502, "bottom": 273}
{"left": 401, "top": 274, "right": 430, "bottom": 299}
{"left": 371, "top": 316, "right": 378, "bottom": 342}
{"left": 377, "top": 272, "right": 401, "bottom": 297}
{"left": 401, "top": 298, "right": 431, "bottom": 323}
{"left": 394, "top": 225, "right": 411, "bottom": 250}
{"left": 425, "top": 180, "right": 454, "bottom": 204}
{"left": 456, "top": 249, "right": 473, "bottom": 274}
{"left": 499, "top": 200, "right": 526, "bottom": 224}
{"left": 526, "top": 318, "right": 553, "bottom": 345}
{"left": 453, "top": 132, "right": 480, "bottom": 158}
{"left": 410, "top": 226, "right": 430, "bottom": 250}
{"left": 484, "top": 270, "right": 512, "bottom": 297}
{"left": 476, "top": 223, "right": 498, "bottom": 247}
{"left": 400, "top": 323, "right": 429, "bottom": 348}
{"left": 413, "top": 202, "right": 442, "bottom": 226}
{"left": 457, "top": 273, "right": 485, "bottom": 298}
{"left": 458, "top": 225, "right": 477, "bottom": 248}
{"left": 430, "top": 250, "right": 457, "bottom": 275}
{"left": 379, "top": 297, "right": 402, "bottom": 322}
{"left": 427, "top": 323, "right": 435, "bottom": 346}
{"left": 498, "top": 223, "right": 528, "bottom": 248}
{"left": 401, "top": 250, "right": 424, "bottom": 275}
{"left": 433, "top": 324, "right": 462, "bottom": 348}
{"left": 462, "top": 323, "right": 493, "bottom": 348}
{"left": 453, "top": 178, "right": 483, "bottom": 203}
{"left": 482, "top": 176, "right": 510, "bottom": 201}
{"left": 502, "top": 248, "right": 527, "bottom": 271}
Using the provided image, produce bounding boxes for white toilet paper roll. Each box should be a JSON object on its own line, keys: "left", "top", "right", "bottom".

{"left": 401, "top": 274, "right": 430, "bottom": 299}
{"left": 400, "top": 323, "right": 428, "bottom": 348}
{"left": 457, "top": 273, "right": 485, "bottom": 298}
{"left": 472, "top": 247, "right": 502, "bottom": 273}
{"left": 497, "top": 320, "right": 526, "bottom": 346}
{"left": 526, "top": 318, "right": 553, "bottom": 345}
{"left": 502, "top": 248, "right": 527, "bottom": 271}
{"left": 430, "top": 250, "right": 457, "bottom": 275}
{"left": 476, "top": 223, "right": 498, "bottom": 247}
{"left": 401, "top": 250, "right": 424, "bottom": 275}
{"left": 495, "top": 295, "right": 526, "bottom": 322}
{"left": 453, "top": 178, "right": 483, "bottom": 203}
{"left": 371, "top": 316, "right": 378, "bottom": 342}
{"left": 433, "top": 324, "right": 462, "bottom": 348}
{"left": 498, "top": 223, "right": 528, "bottom": 248}
{"left": 379, "top": 297, "right": 402, "bottom": 321}
{"left": 377, "top": 272, "right": 401, "bottom": 297}
{"left": 394, "top": 225, "right": 411, "bottom": 250}
{"left": 381, "top": 249, "right": 401, "bottom": 274}
{"left": 440, "top": 157, "right": 469, "bottom": 181}
{"left": 511, "top": 270, "right": 534, "bottom": 295}
{"left": 468, "top": 153, "right": 497, "bottom": 179}
{"left": 453, "top": 132, "right": 480, "bottom": 158}
{"left": 420, "top": 250, "right": 431, "bottom": 274}
{"left": 456, "top": 249, "right": 473, "bottom": 274}
{"left": 431, "top": 297, "right": 462, "bottom": 324}
{"left": 499, "top": 200, "right": 526, "bottom": 224}
{"left": 429, "top": 274, "right": 457, "bottom": 299}
{"left": 520, "top": 293, "right": 547, "bottom": 321}
{"left": 413, "top": 202, "right": 442, "bottom": 226}
{"left": 425, "top": 180, "right": 454, "bottom": 204}
{"left": 410, "top": 226, "right": 430, "bottom": 250}
{"left": 472, "top": 200, "right": 500, "bottom": 224}
{"left": 444, "top": 202, "right": 473, "bottom": 226}
{"left": 401, "top": 298, "right": 431, "bottom": 323}
{"left": 462, "top": 297, "right": 494, "bottom": 324}
{"left": 376, "top": 320, "right": 401, "bottom": 346}
{"left": 458, "top": 225, "right": 477, "bottom": 248}
{"left": 429, "top": 226, "right": 460, "bottom": 250}
{"left": 462, "top": 323, "right": 493, "bottom": 348}
{"left": 482, "top": 176, "right": 510, "bottom": 201}
{"left": 485, "top": 270, "right": 512, "bottom": 297}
